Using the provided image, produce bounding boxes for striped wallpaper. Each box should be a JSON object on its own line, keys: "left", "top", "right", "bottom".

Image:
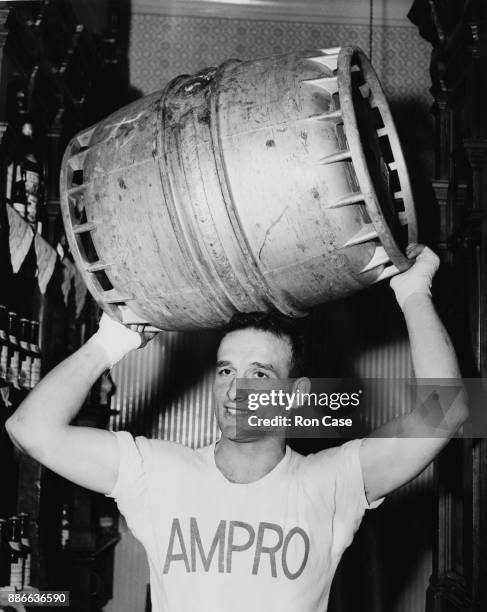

{"left": 110, "top": 329, "right": 221, "bottom": 446}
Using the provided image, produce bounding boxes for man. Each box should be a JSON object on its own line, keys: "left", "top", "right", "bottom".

{"left": 5, "top": 244, "right": 468, "bottom": 612}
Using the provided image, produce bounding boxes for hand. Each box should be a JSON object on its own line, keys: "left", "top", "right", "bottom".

{"left": 390, "top": 243, "right": 440, "bottom": 308}
{"left": 87, "top": 313, "right": 158, "bottom": 368}
{"left": 130, "top": 324, "right": 159, "bottom": 349}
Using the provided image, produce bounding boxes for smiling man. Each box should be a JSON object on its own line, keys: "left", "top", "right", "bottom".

{"left": 5, "top": 244, "right": 468, "bottom": 612}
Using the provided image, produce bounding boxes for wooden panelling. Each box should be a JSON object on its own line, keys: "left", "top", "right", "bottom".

{"left": 69, "top": 0, "right": 110, "bottom": 35}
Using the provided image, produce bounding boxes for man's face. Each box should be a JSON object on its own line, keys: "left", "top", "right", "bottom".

{"left": 213, "top": 328, "right": 293, "bottom": 441}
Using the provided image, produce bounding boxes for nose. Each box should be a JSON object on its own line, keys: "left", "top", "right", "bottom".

{"left": 227, "top": 376, "right": 237, "bottom": 402}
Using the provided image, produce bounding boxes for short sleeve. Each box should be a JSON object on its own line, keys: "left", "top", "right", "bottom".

{"left": 303, "top": 438, "right": 384, "bottom": 557}
{"left": 106, "top": 430, "right": 153, "bottom": 547}
{"left": 331, "top": 439, "right": 384, "bottom": 552}
{"left": 334, "top": 439, "right": 383, "bottom": 509}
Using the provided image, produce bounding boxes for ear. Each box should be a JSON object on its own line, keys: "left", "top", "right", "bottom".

{"left": 289, "top": 377, "right": 311, "bottom": 409}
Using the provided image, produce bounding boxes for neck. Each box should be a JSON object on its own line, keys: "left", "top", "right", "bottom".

{"left": 214, "top": 435, "right": 286, "bottom": 484}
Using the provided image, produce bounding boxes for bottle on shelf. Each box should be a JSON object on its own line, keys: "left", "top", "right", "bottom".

{"left": 5, "top": 88, "right": 25, "bottom": 213}
{"left": 9, "top": 161, "right": 28, "bottom": 220}
{"left": 5, "top": 157, "right": 15, "bottom": 206}
{"left": 5, "top": 121, "right": 43, "bottom": 233}
{"left": 21, "top": 122, "right": 43, "bottom": 234}
{"left": 0, "top": 305, "right": 8, "bottom": 383}
{"left": 18, "top": 319, "right": 32, "bottom": 390}
{"left": 6, "top": 312, "right": 20, "bottom": 389}
{"left": 60, "top": 504, "right": 70, "bottom": 550}
{"left": 0, "top": 518, "right": 10, "bottom": 587}
{"left": 18, "top": 513, "right": 31, "bottom": 588}
{"left": 7, "top": 516, "right": 24, "bottom": 590}
{"left": 29, "top": 321, "right": 41, "bottom": 390}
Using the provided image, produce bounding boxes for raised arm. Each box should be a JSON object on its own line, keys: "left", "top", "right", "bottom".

{"left": 5, "top": 314, "right": 148, "bottom": 495}
{"left": 360, "top": 245, "right": 469, "bottom": 502}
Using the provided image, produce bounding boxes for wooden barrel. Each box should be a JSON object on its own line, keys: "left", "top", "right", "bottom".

{"left": 60, "top": 46, "right": 417, "bottom": 330}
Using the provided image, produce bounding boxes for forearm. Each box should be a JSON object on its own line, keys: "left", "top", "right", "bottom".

{"left": 6, "top": 342, "right": 110, "bottom": 445}
{"left": 401, "top": 293, "right": 461, "bottom": 379}
{"left": 363, "top": 295, "right": 467, "bottom": 500}
{"left": 4, "top": 314, "right": 146, "bottom": 493}
{"left": 400, "top": 293, "right": 468, "bottom": 430}
{"left": 362, "top": 245, "right": 469, "bottom": 502}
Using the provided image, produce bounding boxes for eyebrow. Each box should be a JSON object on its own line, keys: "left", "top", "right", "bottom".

{"left": 251, "top": 362, "right": 279, "bottom": 375}
{"left": 215, "top": 360, "right": 279, "bottom": 375}
{"left": 216, "top": 360, "right": 231, "bottom": 368}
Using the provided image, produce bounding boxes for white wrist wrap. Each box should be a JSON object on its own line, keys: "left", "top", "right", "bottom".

{"left": 390, "top": 247, "right": 440, "bottom": 309}
{"left": 87, "top": 313, "right": 142, "bottom": 368}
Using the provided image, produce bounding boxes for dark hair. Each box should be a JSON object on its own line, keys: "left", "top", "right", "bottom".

{"left": 220, "top": 311, "right": 306, "bottom": 377}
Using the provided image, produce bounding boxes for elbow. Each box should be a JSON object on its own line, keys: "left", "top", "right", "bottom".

{"left": 5, "top": 414, "right": 20, "bottom": 442}
{"left": 5, "top": 415, "right": 27, "bottom": 450}
{"left": 5, "top": 415, "right": 41, "bottom": 456}
{"left": 456, "top": 403, "right": 469, "bottom": 430}
{"left": 457, "top": 389, "right": 470, "bottom": 424}
{"left": 449, "top": 392, "right": 469, "bottom": 434}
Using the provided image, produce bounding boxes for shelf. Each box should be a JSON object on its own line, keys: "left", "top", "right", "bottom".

{"left": 1, "top": 3, "right": 132, "bottom": 607}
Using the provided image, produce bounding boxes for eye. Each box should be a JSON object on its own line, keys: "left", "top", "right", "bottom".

{"left": 217, "top": 368, "right": 233, "bottom": 377}
{"left": 253, "top": 370, "right": 269, "bottom": 379}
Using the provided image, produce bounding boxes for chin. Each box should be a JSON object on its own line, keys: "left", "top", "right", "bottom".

{"left": 216, "top": 408, "right": 267, "bottom": 443}
{"left": 218, "top": 423, "right": 267, "bottom": 444}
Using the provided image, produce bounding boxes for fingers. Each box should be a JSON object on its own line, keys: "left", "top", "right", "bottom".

{"left": 405, "top": 243, "right": 424, "bottom": 260}
{"left": 405, "top": 244, "right": 439, "bottom": 271}
{"left": 98, "top": 312, "right": 127, "bottom": 333}
{"left": 390, "top": 244, "right": 439, "bottom": 307}
{"left": 417, "top": 247, "right": 440, "bottom": 272}
{"left": 97, "top": 314, "right": 159, "bottom": 354}
{"left": 139, "top": 331, "right": 159, "bottom": 349}
{"left": 130, "top": 324, "right": 146, "bottom": 334}
{"left": 127, "top": 324, "right": 159, "bottom": 348}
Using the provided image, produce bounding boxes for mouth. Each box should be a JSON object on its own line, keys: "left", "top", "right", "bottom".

{"left": 224, "top": 404, "right": 243, "bottom": 416}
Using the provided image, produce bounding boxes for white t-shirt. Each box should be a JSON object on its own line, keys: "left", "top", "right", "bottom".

{"left": 108, "top": 433, "right": 382, "bottom": 612}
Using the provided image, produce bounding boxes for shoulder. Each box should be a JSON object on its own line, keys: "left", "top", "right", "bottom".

{"left": 291, "top": 439, "right": 364, "bottom": 484}
{"left": 137, "top": 435, "right": 205, "bottom": 468}
{"left": 112, "top": 430, "right": 203, "bottom": 469}
{"left": 292, "top": 439, "right": 360, "bottom": 467}
{"left": 313, "top": 438, "right": 362, "bottom": 462}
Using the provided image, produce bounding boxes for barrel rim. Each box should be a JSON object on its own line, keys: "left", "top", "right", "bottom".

{"left": 59, "top": 127, "right": 127, "bottom": 324}
{"left": 337, "top": 45, "right": 418, "bottom": 277}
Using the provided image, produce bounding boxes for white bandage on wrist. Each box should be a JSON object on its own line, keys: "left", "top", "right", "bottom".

{"left": 87, "top": 313, "right": 142, "bottom": 368}
{"left": 390, "top": 246, "right": 440, "bottom": 309}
